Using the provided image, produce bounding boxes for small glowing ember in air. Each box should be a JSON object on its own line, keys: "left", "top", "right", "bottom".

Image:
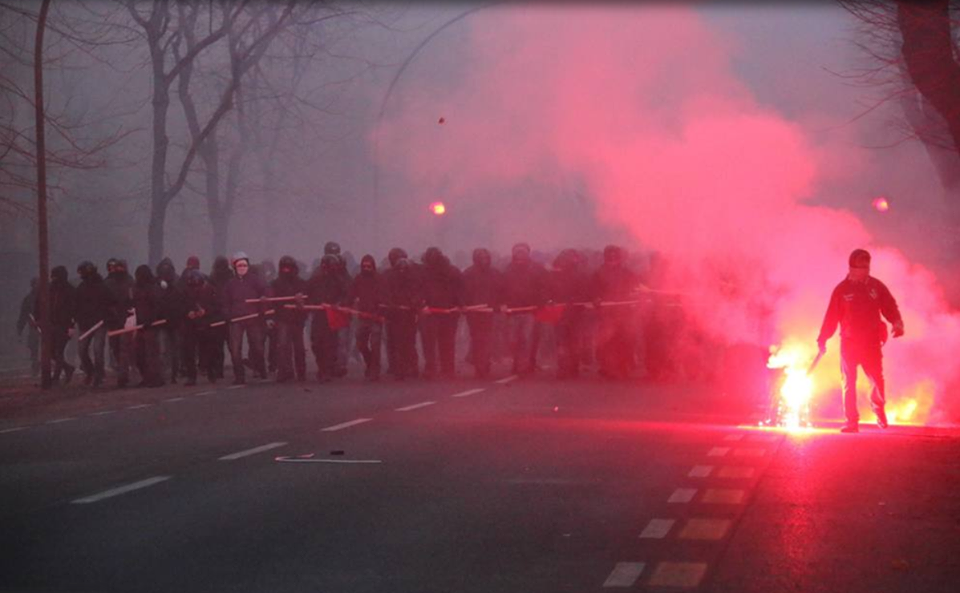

{"left": 872, "top": 196, "right": 890, "bottom": 212}
{"left": 766, "top": 343, "right": 817, "bottom": 430}
{"left": 430, "top": 201, "right": 446, "bottom": 216}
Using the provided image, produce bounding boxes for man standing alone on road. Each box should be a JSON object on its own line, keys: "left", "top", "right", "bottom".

{"left": 817, "top": 249, "right": 904, "bottom": 433}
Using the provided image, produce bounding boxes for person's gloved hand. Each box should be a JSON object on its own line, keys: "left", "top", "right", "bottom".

{"left": 892, "top": 320, "right": 905, "bottom": 338}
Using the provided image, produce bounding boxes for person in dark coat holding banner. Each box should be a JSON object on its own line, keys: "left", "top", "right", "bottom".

{"left": 350, "top": 254, "right": 387, "bottom": 380}
{"left": 419, "top": 247, "right": 463, "bottom": 378}
{"left": 271, "top": 256, "right": 308, "bottom": 383}
{"left": 132, "top": 265, "right": 164, "bottom": 387}
{"left": 220, "top": 252, "right": 268, "bottom": 384}
{"left": 501, "top": 243, "right": 549, "bottom": 375}
{"left": 462, "top": 248, "right": 502, "bottom": 378}
{"left": 104, "top": 258, "right": 134, "bottom": 387}
{"left": 551, "top": 249, "right": 592, "bottom": 379}
{"left": 307, "top": 254, "right": 350, "bottom": 382}
{"left": 75, "top": 261, "right": 111, "bottom": 386}
{"left": 384, "top": 255, "right": 422, "bottom": 380}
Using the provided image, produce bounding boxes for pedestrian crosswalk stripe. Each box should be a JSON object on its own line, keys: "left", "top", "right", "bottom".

{"left": 679, "top": 518, "right": 731, "bottom": 540}
{"left": 648, "top": 562, "right": 707, "bottom": 588}
{"left": 688, "top": 465, "right": 713, "bottom": 478}
{"left": 708, "top": 447, "right": 730, "bottom": 457}
{"left": 639, "top": 518, "right": 675, "bottom": 539}
{"left": 603, "top": 562, "right": 645, "bottom": 587}
{"left": 668, "top": 488, "right": 697, "bottom": 503}
{"left": 701, "top": 488, "right": 746, "bottom": 504}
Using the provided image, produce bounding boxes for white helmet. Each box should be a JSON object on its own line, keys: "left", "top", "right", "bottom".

{"left": 231, "top": 251, "right": 249, "bottom": 267}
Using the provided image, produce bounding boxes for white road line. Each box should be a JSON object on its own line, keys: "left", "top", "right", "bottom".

{"left": 451, "top": 388, "right": 486, "bottom": 398}
{"left": 126, "top": 404, "right": 153, "bottom": 410}
{"left": 227, "top": 384, "right": 246, "bottom": 390}
{"left": 71, "top": 476, "right": 171, "bottom": 504}
{"left": 639, "top": 518, "right": 675, "bottom": 539}
{"left": 89, "top": 410, "right": 117, "bottom": 416}
{"left": 668, "top": 488, "right": 697, "bottom": 503}
{"left": 603, "top": 562, "right": 645, "bottom": 588}
{"left": 688, "top": 465, "right": 714, "bottom": 478}
{"left": 494, "top": 375, "right": 519, "bottom": 385}
{"left": 0, "top": 426, "right": 27, "bottom": 434}
{"left": 46, "top": 417, "right": 76, "bottom": 424}
{"left": 163, "top": 397, "right": 186, "bottom": 402}
{"left": 219, "top": 442, "right": 287, "bottom": 461}
{"left": 395, "top": 401, "right": 436, "bottom": 412}
{"left": 718, "top": 466, "right": 756, "bottom": 479}
{"left": 708, "top": 447, "right": 730, "bottom": 457}
{"left": 194, "top": 390, "right": 216, "bottom": 396}
{"left": 321, "top": 418, "right": 372, "bottom": 432}
{"left": 276, "top": 458, "right": 382, "bottom": 464}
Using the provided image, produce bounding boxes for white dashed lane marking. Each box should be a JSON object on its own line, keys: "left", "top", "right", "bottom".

{"left": 494, "top": 375, "right": 519, "bottom": 385}
{"left": 688, "top": 465, "right": 713, "bottom": 478}
{"left": 163, "top": 397, "right": 186, "bottom": 403}
{"left": 648, "top": 562, "right": 708, "bottom": 588}
{"left": 395, "top": 401, "right": 436, "bottom": 412}
{"left": 194, "top": 390, "right": 216, "bottom": 396}
{"left": 46, "top": 417, "right": 76, "bottom": 424}
{"left": 708, "top": 447, "right": 730, "bottom": 457}
{"left": 0, "top": 426, "right": 27, "bottom": 434}
{"left": 126, "top": 404, "right": 153, "bottom": 410}
{"left": 718, "top": 466, "right": 756, "bottom": 479}
{"left": 226, "top": 385, "right": 246, "bottom": 390}
{"left": 701, "top": 488, "right": 746, "bottom": 504}
{"left": 639, "top": 518, "right": 675, "bottom": 539}
{"left": 679, "top": 518, "right": 732, "bottom": 540}
{"left": 668, "top": 488, "right": 697, "bottom": 503}
{"left": 602, "top": 562, "right": 645, "bottom": 588}
{"left": 71, "top": 476, "right": 171, "bottom": 504}
{"left": 321, "top": 418, "right": 372, "bottom": 432}
{"left": 451, "top": 388, "right": 486, "bottom": 398}
{"left": 89, "top": 410, "right": 117, "bottom": 416}
{"left": 219, "top": 442, "right": 287, "bottom": 461}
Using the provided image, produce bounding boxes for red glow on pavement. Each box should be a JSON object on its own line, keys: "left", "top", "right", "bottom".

{"left": 430, "top": 201, "right": 446, "bottom": 216}
{"left": 872, "top": 196, "right": 890, "bottom": 212}
{"left": 767, "top": 343, "right": 816, "bottom": 430}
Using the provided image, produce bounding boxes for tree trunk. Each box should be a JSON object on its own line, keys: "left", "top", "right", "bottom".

{"left": 34, "top": 0, "right": 52, "bottom": 390}
{"left": 211, "top": 213, "right": 229, "bottom": 259}
{"left": 147, "top": 48, "right": 171, "bottom": 265}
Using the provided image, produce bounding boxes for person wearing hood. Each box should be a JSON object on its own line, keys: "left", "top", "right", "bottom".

{"left": 103, "top": 258, "right": 135, "bottom": 387}
{"left": 221, "top": 252, "right": 268, "bottom": 384}
{"left": 419, "top": 247, "right": 463, "bottom": 378}
{"left": 462, "top": 248, "right": 502, "bottom": 379}
{"left": 383, "top": 252, "right": 423, "bottom": 380}
{"left": 75, "top": 261, "right": 111, "bottom": 386}
{"left": 307, "top": 254, "right": 351, "bottom": 382}
{"left": 180, "top": 269, "right": 221, "bottom": 386}
{"left": 271, "top": 255, "right": 308, "bottom": 382}
{"left": 133, "top": 264, "right": 164, "bottom": 387}
{"left": 551, "top": 249, "right": 592, "bottom": 379}
{"left": 382, "top": 247, "right": 409, "bottom": 377}
{"left": 325, "top": 242, "right": 353, "bottom": 378}
{"left": 16, "top": 278, "right": 40, "bottom": 376}
{"left": 350, "top": 254, "right": 387, "bottom": 380}
{"left": 259, "top": 258, "right": 279, "bottom": 376}
{"left": 208, "top": 256, "right": 233, "bottom": 380}
{"left": 502, "top": 243, "right": 549, "bottom": 375}
{"left": 593, "top": 245, "right": 640, "bottom": 379}
{"left": 35, "top": 265, "right": 77, "bottom": 385}
{"left": 156, "top": 257, "right": 185, "bottom": 384}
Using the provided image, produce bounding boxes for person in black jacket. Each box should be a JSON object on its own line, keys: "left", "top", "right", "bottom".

{"left": 501, "top": 243, "right": 549, "bottom": 375}
{"left": 221, "top": 252, "right": 268, "bottom": 384}
{"left": 419, "top": 247, "right": 463, "bottom": 378}
{"left": 208, "top": 256, "right": 233, "bottom": 380}
{"left": 16, "top": 278, "right": 40, "bottom": 376}
{"left": 462, "top": 248, "right": 501, "bottom": 379}
{"left": 104, "top": 258, "right": 134, "bottom": 387}
{"left": 593, "top": 245, "right": 640, "bottom": 379}
{"left": 817, "top": 249, "right": 904, "bottom": 433}
{"left": 75, "top": 261, "right": 111, "bottom": 386}
{"left": 36, "top": 266, "right": 76, "bottom": 384}
{"left": 133, "top": 265, "right": 164, "bottom": 387}
{"left": 307, "top": 254, "right": 350, "bottom": 382}
{"left": 180, "top": 270, "right": 221, "bottom": 386}
{"left": 156, "top": 258, "right": 184, "bottom": 384}
{"left": 271, "top": 255, "right": 308, "bottom": 383}
{"left": 350, "top": 254, "right": 387, "bottom": 380}
{"left": 551, "top": 249, "right": 592, "bottom": 379}
{"left": 384, "top": 255, "right": 422, "bottom": 380}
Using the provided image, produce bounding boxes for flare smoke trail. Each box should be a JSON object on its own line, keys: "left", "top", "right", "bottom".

{"left": 377, "top": 5, "right": 960, "bottom": 424}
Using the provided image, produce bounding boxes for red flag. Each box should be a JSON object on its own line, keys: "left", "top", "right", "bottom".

{"left": 535, "top": 304, "right": 565, "bottom": 325}
{"left": 326, "top": 307, "right": 351, "bottom": 330}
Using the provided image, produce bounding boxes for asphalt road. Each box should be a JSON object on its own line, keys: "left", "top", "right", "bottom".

{"left": 1, "top": 370, "right": 958, "bottom": 593}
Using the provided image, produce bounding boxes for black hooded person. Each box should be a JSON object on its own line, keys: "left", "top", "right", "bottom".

{"left": 258, "top": 258, "right": 280, "bottom": 376}
{"left": 207, "top": 256, "right": 233, "bottom": 379}
{"left": 592, "top": 245, "right": 641, "bottom": 379}
{"left": 419, "top": 247, "right": 463, "bottom": 378}
{"left": 156, "top": 258, "right": 185, "bottom": 384}
{"left": 462, "top": 248, "right": 503, "bottom": 378}
{"left": 180, "top": 270, "right": 222, "bottom": 386}
{"left": 16, "top": 278, "right": 40, "bottom": 376}
{"left": 307, "top": 254, "right": 351, "bottom": 382}
{"left": 550, "top": 249, "right": 592, "bottom": 379}
{"left": 350, "top": 254, "right": 387, "bottom": 380}
{"left": 75, "top": 261, "right": 112, "bottom": 386}
{"left": 271, "top": 255, "right": 309, "bottom": 383}
{"left": 36, "top": 265, "right": 77, "bottom": 385}
{"left": 384, "top": 254, "right": 423, "bottom": 380}
{"left": 103, "top": 258, "right": 135, "bottom": 387}
{"left": 132, "top": 264, "right": 164, "bottom": 387}
{"left": 501, "top": 242, "right": 550, "bottom": 375}
{"left": 221, "top": 251, "right": 268, "bottom": 384}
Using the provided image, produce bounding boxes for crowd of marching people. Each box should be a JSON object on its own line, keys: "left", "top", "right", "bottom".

{"left": 16, "top": 241, "right": 702, "bottom": 389}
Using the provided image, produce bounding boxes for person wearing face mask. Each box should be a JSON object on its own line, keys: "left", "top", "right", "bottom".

{"left": 384, "top": 254, "right": 423, "bottom": 380}
{"left": 593, "top": 245, "right": 640, "bottom": 380}
{"left": 308, "top": 254, "right": 351, "bottom": 382}
{"left": 180, "top": 270, "right": 221, "bottom": 386}
{"left": 104, "top": 258, "right": 135, "bottom": 388}
{"left": 382, "top": 247, "right": 414, "bottom": 377}
{"left": 208, "top": 256, "right": 234, "bottom": 380}
{"left": 36, "top": 265, "right": 77, "bottom": 385}
{"left": 271, "top": 255, "right": 308, "bottom": 383}
{"left": 419, "top": 247, "right": 463, "bottom": 379}
{"left": 501, "top": 242, "right": 549, "bottom": 375}
{"left": 817, "top": 249, "right": 904, "bottom": 433}
{"left": 551, "top": 249, "right": 592, "bottom": 379}
{"left": 156, "top": 258, "right": 184, "bottom": 384}
{"left": 75, "top": 261, "right": 111, "bottom": 386}
{"left": 350, "top": 254, "right": 387, "bottom": 380}
{"left": 132, "top": 264, "right": 164, "bottom": 387}
{"left": 221, "top": 252, "right": 268, "bottom": 384}
{"left": 462, "top": 248, "right": 502, "bottom": 378}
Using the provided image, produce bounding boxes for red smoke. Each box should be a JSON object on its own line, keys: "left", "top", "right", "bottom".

{"left": 377, "top": 5, "right": 960, "bottom": 424}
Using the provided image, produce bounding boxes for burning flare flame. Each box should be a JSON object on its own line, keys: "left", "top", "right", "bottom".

{"left": 767, "top": 343, "right": 817, "bottom": 430}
